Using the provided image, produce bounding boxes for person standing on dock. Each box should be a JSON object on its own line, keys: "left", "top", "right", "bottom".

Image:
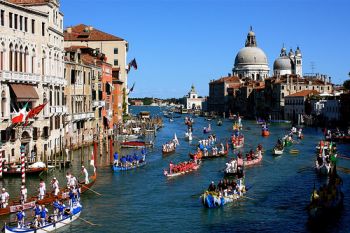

{"left": 20, "top": 185, "right": 27, "bottom": 204}
{"left": 38, "top": 179, "right": 46, "bottom": 200}
{"left": 51, "top": 177, "right": 60, "bottom": 197}
{"left": 81, "top": 166, "right": 89, "bottom": 184}
{"left": 1, "top": 188, "right": 9, "bottom": 208}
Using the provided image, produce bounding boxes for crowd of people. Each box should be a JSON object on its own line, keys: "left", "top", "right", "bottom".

{"left": 167, "top": 159, "right": 199, "bottom": 175}
{"left": 207, "top": 178, "right": 245, "bottom": 197}
{"left": 114, "top": 150, "right": 146, "bottom": 168}
{"left": 315, "top": 140, "right": 337, "bottom": 174}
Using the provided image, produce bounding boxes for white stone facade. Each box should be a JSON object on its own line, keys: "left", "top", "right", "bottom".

{"left": 0, "top": 0, "right": 65, "bottom": 163}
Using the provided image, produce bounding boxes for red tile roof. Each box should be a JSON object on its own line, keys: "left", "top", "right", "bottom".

{"left": 286, "top": 90, "right": 319, "bottom": 97}
{"left": 7, "top": 0, "right": 49, "bottom": 5}
{"left": 211, "top": 76, "right": 241, "bottom": 84}
{"left": 64, "top": 24, "right": 125, "bottom": 42}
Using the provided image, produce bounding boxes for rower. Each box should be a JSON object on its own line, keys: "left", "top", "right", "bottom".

{"left": 40, "top": 205, "right": 48, "bottom": 226}
{"left": 57, "top": 201, "right": 66, "bottom": 220}
{"left": 81, "top": 166, "right": 89, "bottom": 184}
{"left": 53, "top": 198, "right": 60, "bottom": 221}
{"left": 113, "top": 152, "right": 119, "bottom": 166}
{"left": 1, "top": 188, "right": 9, "bottom": 208}
{"left": 51, "top": 177, "right": 60, "bottom": 197}
{"left": 38, "top": 179, "right": 46, "bottom": 200}
{"left": 16, "top": 207, "right": 25, "bottom": 228}
{"left": 66, "top": 172, "right": 72, "bottom": 188}
{"left": 20, "top": 185, "right": 28, "bottom": 205}
{"left": 33, "top": 202, "right": 42, "bottom": 219}
{"left": 208, "top": 181, "right": 216, "bottom": 192}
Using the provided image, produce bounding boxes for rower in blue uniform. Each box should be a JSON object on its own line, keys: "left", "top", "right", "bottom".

{"left": 58, "top": 201, "right": 66, "bottom": 220}
{"left": 40, "top": 205, "right": 48, "bottom": 226}
{"left": 16, "top": 207, "right": 25, "bottom": 228}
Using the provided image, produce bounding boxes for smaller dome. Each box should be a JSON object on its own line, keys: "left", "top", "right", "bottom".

{"left": 273, "top": 56, "right": 292, "bottom": 71}
{"left": 295, "top": 46, "right": 301, "bottom": 56}
{"left": 288, "top": 49, "right": 294, "bottom": 57}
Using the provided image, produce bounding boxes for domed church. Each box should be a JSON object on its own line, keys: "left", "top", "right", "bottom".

{"left": 273, "top": 46, "right": 302, "bottom": 76}
{"left": 232, "top": 27, "right": 270, "bottom": 81}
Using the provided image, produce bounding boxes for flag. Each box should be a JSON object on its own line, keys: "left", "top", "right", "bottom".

{"left": 25, "top": 102, "right": 47, "bottom": 122}
{"left": 128, "top": 83, "right": 135, "bottom": 95}
{"left": 130, "top": 58, "right": 137, "bottom": 70}
{"left": 12, "top": 103, "right": 28, "bottom": 124}
{"left": 173, "top": 133, "right": 179, "bottom": 146}
{"left": 127, "top": 58, "right": 138, "bottom": 73}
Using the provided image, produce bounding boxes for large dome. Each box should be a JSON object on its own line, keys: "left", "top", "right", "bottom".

{"left": 234, "top": 47, "right": 268, "bottom": 66}
{"left": 273, "top": 56, "right": 292, "bottom": 70}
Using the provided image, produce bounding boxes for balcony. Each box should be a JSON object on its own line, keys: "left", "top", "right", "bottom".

{"left": 72, "top": 112, "right": 94, "bottom": 121}
{"left": 0, "top": 71, "right": 41, "bottom": 83}
{"left": 43, "top": 75, "right": 67, "bottom": 86}
{"left": 93, "top": 100, "right": 106, "bottom": 108}
{"left": 50, "top": 106, "right": 66, "bottom": 114}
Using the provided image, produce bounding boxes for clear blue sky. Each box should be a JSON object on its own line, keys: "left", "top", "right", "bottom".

{"left": 61, "top": 0, "right": 350, "bottom": 98}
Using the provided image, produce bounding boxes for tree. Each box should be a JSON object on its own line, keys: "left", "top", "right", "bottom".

{"left": 344, "top": 80, "right": 350, "bottom": 91}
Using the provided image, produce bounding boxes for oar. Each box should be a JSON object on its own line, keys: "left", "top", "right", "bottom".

{"left": 242, "top": 196, "right": 257, "bottom": 201}
{"left": 337, "top": 166, "right": 350, "bottom": 174}
{"left": 263, "top": 158, "right": 273, "bottom": 164}
{"left": 78, "top": 216, "right": 100, "bottom": 226}
{"left": 297, "top": 166, "right": 314, "bottom": 173}
{"left": 81, "top": 185, "right": 102, "bottom": 196}
{"left": 338, "top": 154, "right": 350, "bottom": 160}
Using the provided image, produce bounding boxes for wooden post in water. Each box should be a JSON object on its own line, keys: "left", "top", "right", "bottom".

{"left": 105, "top": 129, "right": 109, "bottom": 163}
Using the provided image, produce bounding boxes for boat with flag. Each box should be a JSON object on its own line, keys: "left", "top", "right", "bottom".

{"left": 4, "top": 201, "right": 82, "bottom": 233}
{"left": 189, "top": 143, "right": 229, "bottom": 160}
{"left": 163, "top": 160, "right": 200, "bottom": 178}
{"left": 184, "top": 129, "right": 192, "bottom": 141}
{"left": 162, "top": 134, "right": 179, "bottom": 155}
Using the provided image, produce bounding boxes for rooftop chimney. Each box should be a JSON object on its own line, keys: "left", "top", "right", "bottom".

{"left": 67, "top": 27, "right": 72, "bottom": 33}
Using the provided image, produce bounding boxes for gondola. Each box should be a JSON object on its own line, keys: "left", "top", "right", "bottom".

{"left": 189, "top": 150, "right": 228, "bottom": 160}
{"left": 244, "top": 153, "right": 263, "bottom": 167}
{"left": 163, "top": 161, "right": 200, "bottom": 178}
{"left": 120, "top": 141, "right": 153, "bottom": 148}
{"left": 4, "top": 201, "right": 82, "bottom": 233}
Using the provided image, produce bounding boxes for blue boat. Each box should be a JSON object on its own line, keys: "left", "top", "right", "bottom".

{"left": 112, "top": 160, "right": 147, "bottom": 171}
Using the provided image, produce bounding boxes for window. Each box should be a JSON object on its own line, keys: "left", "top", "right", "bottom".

{"left": 281, "top": 85, "right": 284, "bottom": 90}
{"left": 20, "top": 16, "right": 23, "bottom": 30}
{"left": 70, "top": 70, "right": 75, "bottom": 84}
{"left": 9, "top": 12, "right": 13, "bottom": 28}
{"left": 114, "top": 48, "right": 118, "bottom": 54}
{"left": 14, "top": 14, "right": 17, "bottom": 29}
{"left": 24, "top": 17, "right": 28, "bottom": 32}
{"left": 42, "top": 22, "right": 45, "bottom": 36}
{"left": 0, "top": 10, "right": 4, "bottom": 26}
{"left": 31, "top": 19, "right": 35, "bottom": 34}
{"left": 114, "top": 59, "right": 118, "bottom": 66}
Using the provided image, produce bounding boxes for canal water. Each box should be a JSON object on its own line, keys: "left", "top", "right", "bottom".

{"left": 1, "top": 106, "right": 350, "bottom": 233}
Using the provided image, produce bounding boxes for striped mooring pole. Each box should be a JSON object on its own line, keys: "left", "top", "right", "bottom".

{"left": 0, "top": 154, "right": 2, "bottom": 178}
{"left": 20, "top": 145, "right": 25, "bottom": 185}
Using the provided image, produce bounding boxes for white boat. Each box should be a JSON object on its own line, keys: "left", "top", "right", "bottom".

{"left": 4, "top": 202, "right": 82, "bottom": 233}
{"left": 273, "top": 147, "right": 284, "bottom": 155}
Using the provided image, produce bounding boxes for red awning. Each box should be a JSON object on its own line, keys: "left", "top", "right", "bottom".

{"left": 10, "top": 84, "right": 39, "bottom": 101}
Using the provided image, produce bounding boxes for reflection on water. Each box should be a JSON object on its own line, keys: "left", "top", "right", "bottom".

{"left": 1, "top": 106, "right": 350, "bottom": 233}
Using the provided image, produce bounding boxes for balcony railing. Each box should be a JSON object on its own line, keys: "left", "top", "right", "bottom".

{"left": 0, "top": 71, "right": 41, "bottom": 83}
{"left": 49, "top": 106, "right": 68, "bottom": 115}
{"left": 43, "top": 75, "right": 67, "bottom": 86}
{"left": 93, "top": 100, "right": 106, "bottom": 108}
{"left": 72, "top": 112, "right": 94, "bottom": 121}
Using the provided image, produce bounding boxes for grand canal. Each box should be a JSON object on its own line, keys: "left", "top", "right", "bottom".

{"left": 1, "top": 106, "right": 350, "bottom": 233}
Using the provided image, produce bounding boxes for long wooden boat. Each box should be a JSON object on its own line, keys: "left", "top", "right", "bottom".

{"left": 0, "top": 172, "right": 96, "bottom": 216}
{"left": 189, "top": 150, "right": 228, "bottom": 160}
{"left": 112, "top": 161, "right": 146, "bottom": 171}
{"left": 244, "top": 154, "right": 263, "bottom": 167}
{"left": 232, "top": 136, "right": 244, "bottom": 149}
{"left": 4, "top": 201, "right": 82, "bottom": 233}
{"left": 2, "top": 167, "right": 46, "bottom": 176}
{"left": 163, "top": 161, "right": 200, "bottom": 178}
{"left": 120, "top": 141, "right": 153, "bottom": 148}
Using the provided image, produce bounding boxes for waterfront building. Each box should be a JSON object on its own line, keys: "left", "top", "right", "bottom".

{"left": 183, "top": 84, "right": 206, "bottom": 110}
{"left": 310, "top": 92, "right": 342, "bottom": 124}
{"left": 232, "top": 27, "right": 269, "bottom": 81}
{"left": 64, "top": 24, "right": 129, "bottom": 119}
{"left": 284, "top": 90, "right": 319, "bottom": 123}
{"left": 340, "top": 92, "right": 350, "bottom": 126}
{"left": 0, "top": 0, "right": 65, "bottom": 162}
{"left": 64, "top": 46, "right": 101, "bottom": 149}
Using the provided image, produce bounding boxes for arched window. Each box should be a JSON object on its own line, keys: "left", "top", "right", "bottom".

{"left": 14, "top": 44, "right": 18, "bottom": 72}
{"left": 19, "top": 45, "right": 23, "bottom": 72}
{"left": 0, "top": 42, "right": 4, "bottom": 71}
{"left": 24, "top": 47, "right": 28, "bottom": 72}
{"left": 31, "top": 48, "right": 35, "bottom": 73}
{"left": 43, "top": 93, "right": 48, "bottom": 117}
{"left": 1, "top": 90, "right": 6, "bottom": 118}
{"left": 9, "top": 44, "right": 13, "bottom": 71}
{"left": 42, "top": 50, "right": 46, "bottom": 75}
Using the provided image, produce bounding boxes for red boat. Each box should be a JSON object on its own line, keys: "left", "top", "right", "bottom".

{"left": 0, "top": 171, "right": 97, "bottom": 216}
{"left": 262, "top": 129, "right": 270, "bottom": 137}
{"left": 121, "top": 141, "right": 153, "bottom": 148}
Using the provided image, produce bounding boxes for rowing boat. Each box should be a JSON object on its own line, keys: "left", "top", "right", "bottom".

{"left": 189, "top": 150, "right": 228, "bottom": 160}
{"left": 244, "top": 153, "right": 262, "bottom": 167}
{"left": 120, "top": 141, "right": 153, "bottom": 148}
{"left": 112, "top": 160, "right": 146, "bottom": 171}
{"left": 163, "top": 161, "right": 200, "bottom": 178}
{"left": 273, "top": 147, "right": 284, "bottom": 156}
{"left": 0, "top": 172, "right": 96, "bottom": 216}
{"left": 4, "top": 201, "right": 82, "bottom": 233}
